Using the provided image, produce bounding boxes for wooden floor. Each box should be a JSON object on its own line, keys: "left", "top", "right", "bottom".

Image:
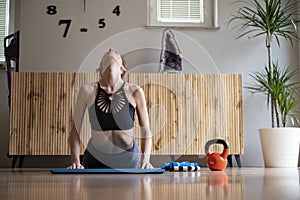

{"left": 0, "top": 168, "right": 299, "bottom": 200}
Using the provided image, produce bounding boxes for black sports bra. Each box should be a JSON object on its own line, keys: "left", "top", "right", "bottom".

{"left": 88, "top": 82, "right": 135, "bottom": 131}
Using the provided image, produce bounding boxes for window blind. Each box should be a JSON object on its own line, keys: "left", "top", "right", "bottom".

{"left": 158, "top": 0, "right": 204, "bottom": 23}
{"left": 0, "top": 0, "right": 8, "bottom": 61}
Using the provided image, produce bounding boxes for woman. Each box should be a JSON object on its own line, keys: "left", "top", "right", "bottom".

{"left": 68, "top": 48, "right": 153, "bottom": 169}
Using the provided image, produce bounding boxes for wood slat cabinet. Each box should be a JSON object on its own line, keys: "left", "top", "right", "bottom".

{"left": 9, "top": 72, "right": 243, "bottom": 156}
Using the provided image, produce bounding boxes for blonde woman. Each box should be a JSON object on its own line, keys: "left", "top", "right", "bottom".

{"left": 68, "top": 48, "right": 153, "bottom": 169}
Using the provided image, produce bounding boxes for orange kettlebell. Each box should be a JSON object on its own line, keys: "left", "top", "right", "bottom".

{"left": 205, "top": 139, "right": 229, "bottom": 171}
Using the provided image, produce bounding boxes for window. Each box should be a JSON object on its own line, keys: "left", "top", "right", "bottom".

{"left": 148, "top": 0, "right": 219, "bottom": 28}
{"left": 0, "top": 0, "right": 9, "bottom": 61}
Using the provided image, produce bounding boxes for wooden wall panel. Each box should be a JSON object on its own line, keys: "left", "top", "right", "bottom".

{"left": 9, "top": 72, "right": 243, "bottom": 155}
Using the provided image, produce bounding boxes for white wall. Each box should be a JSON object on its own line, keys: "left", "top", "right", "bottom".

{"left": 0, "top": 0, "right": 298, "bottom": 167}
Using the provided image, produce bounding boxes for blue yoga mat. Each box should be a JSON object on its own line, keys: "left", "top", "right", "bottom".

{"left": 51, "top": 168, "right": 165, "bottom": 174}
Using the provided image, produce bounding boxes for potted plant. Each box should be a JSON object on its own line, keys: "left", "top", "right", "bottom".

{"left": 229, "top": 0, "right": 300, "bottom": 167}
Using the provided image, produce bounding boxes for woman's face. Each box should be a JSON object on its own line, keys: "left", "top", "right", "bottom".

{"left": 99, "top": 49, "right": 124, "bottom": 76}
{"left": 102, "top": 60, "right": 122, "bottom": 75}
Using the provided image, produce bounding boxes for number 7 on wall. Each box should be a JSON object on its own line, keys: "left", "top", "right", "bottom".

{"left": 58, "top": 19, "right": 72, "bottom": 38}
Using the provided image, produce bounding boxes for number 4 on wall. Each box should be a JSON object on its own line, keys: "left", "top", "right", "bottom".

{"left": 113, "top": 5, "right": 120, "bottom": 16}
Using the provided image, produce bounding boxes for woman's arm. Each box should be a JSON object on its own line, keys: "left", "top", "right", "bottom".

{"left": 134, "top": 86, "right": 153, "bottom": 169}
{"left": 68, "top": 120, "right": 84, "bottom": 169}
{"left": 68, "top": 84, "right": 91, "bottom": 169}
{"left": 139, "top": 126, "right": 153, "bottom": 168}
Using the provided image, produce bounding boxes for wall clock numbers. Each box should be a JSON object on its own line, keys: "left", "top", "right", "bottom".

{"left": 58, "top": 19, "right": 72, "bottom": 38}
{"left": 46, "top": 5, "right": 58, "bottom": 15}
{"left": 46, "top": 4, "right": 121, "bottom": 38}
{"left": 113, "top": 5, "right": 121, "bottom": 16}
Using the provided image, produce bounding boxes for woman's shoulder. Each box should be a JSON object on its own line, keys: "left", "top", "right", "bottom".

{"left": 124, "top": 82, "right": 142, "bottom": 93}
{"left": 79, "top": 82, "right": 98, "bottom": 95}
{"left": 124, "top": 82, "right": 145, "bottom": 99}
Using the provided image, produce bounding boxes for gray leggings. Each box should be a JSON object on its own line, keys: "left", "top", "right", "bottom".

{"left": 82, "top": 139, "right": 141, "bottom": 168}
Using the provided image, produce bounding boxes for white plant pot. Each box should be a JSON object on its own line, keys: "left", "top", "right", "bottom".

{"left": 259, "top": 128, "right": 300, "bottom": 168}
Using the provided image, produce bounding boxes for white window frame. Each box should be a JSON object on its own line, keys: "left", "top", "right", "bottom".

{"left": 147, "top": 0, "right": 219, "bottom": 29}
{"left": 0, "top": 0, "right": 10, "bottom": 61}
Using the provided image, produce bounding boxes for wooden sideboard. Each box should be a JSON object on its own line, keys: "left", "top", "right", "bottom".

{"left": 9, "top": 72, "right": 243, "bottom": 156}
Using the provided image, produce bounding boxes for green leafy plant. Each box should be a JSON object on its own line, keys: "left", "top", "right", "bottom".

{"left": 229, "top": 0, "right": 300, "bottom": 127}
{"left": 246, "top": 62, "right": 299, "bottom": 127}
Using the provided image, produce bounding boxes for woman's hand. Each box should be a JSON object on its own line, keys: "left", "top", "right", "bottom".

{"left": 67, "top": 162, "right": 84, "bottom": 169}
{"left": 140, "top": 159, "right": 154, "bottom": 169}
